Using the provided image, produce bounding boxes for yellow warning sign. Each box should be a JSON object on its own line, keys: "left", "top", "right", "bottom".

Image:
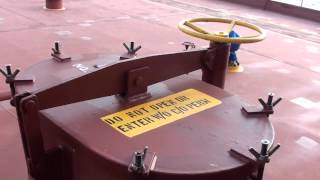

{"left": 101, "top": 89, "right": 222, "bottom": 137}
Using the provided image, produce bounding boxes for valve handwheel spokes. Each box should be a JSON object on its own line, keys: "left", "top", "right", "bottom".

{"left": 178, "top": 18, "right": 266, "bottom": 44}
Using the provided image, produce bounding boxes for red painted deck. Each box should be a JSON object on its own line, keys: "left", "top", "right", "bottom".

{"left": 0, "top": 0, "right": 320, "bottom": 179}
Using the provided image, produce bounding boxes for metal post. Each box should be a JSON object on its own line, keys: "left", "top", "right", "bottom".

{"left": 201, "top": 41, "right": 230, "bottom": 89}
{"left": 256, "top": 139, "right": 269, "bottom": 180}
{"left": 45, "top": 0, "right": 65, "bottom": 10}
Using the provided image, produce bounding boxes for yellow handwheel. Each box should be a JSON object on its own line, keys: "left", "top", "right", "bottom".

{"left": 178, "top": 17, "right": 266, "bottom": 72}
{"left": 178, "top": 17, "right": 266, "bottom": 44}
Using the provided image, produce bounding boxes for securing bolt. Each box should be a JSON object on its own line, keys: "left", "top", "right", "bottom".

{"left": 249, "top": 139, "right": 281, "bottom": 180}
{"left": 134, "top": 152, "right": 144, "bottom": 168}
{"left": 55, "top": 42, "right": 60, "bottom": 53}
{"left": 130, "top": 42, "right": 135, "bottom": 52}
{"left": 128, "top": 146, "right": 151, "bottom": 175}
{"left": 123, "top": 42, "right": 142, "bottom": 54}
{"left": 0, "top": 64, "right": 21, "bottom": 96}
{"left": 255, "top": 93, "right": 282, "bottom": 116}
{"left": 53, "top": 41, "right": 61, "bottom": 54}
{"left": 260, "top": 139, "right": 270, "bottom": 156}
{"left": 267, "top": 93, "right": 274, "bottom": 106}
{"left": 5, "top": 65, "right": 12, "bottom": 75}
{"left": 51, "top": 41, "right": 71, "bottom": 62}
{"left": 182, "top": 42, "right": 195, "bottom": 50}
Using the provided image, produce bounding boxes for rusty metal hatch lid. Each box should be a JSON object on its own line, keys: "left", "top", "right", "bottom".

{"left": 14, "top": 55, "right": 273, "bottom": 176}
{"left": 38, "top": 75, "right": 273, "bottom": 174}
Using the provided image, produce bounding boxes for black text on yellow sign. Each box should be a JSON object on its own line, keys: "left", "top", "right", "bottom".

{"left": 100, "top": 89, "right": 222, "bottom": 137}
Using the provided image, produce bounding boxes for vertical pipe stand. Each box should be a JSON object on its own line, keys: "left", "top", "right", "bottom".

{"left": 202, "top": 41, "right": 230, "bottom": 89}
{"left": 45, "top": 0, "right": 65, "bottom": 10}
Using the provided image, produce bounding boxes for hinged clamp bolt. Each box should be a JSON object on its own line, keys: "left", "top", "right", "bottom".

{"left": 242, "top": 93, "right": 282, "bottom": 117}
{"left": 182, "top": 42, "right": 196, "bottom": 50}
{"left": 0, "top": 64, "right": 20, "bottom": 96}
{"left": 249, "top": 139, "right": 280, "bottom": 180}
{"left": 129, "top": 146, "right": 148, "bottom": 174}
{"left": 123, "top": 42, "right": 142, "bottom": 55}
{"left": 52, "top": 41, "right": 61, "bottom": 55}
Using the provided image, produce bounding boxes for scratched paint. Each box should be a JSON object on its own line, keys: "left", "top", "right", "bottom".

{"left": 305, "top": 46, "right": 319, "bottom": 54}
{"left": 274, "top": 68, "right": 291, "bottom": 74}
{"left": 279, "top": 24, "right": 290, "bottom": 28}
{"left": 80, "top": 36, "right": 92, "bottom": 41}
{"left": 291, "top": 97, "right": 316, "bottom": 109}
{"left": 55, "top": 31, "right": 73, "bottom": 36}
{"left": 311, "top": 79, "right": 320, "bottom": 85}
{"left": 296, "top": 136, "right": 319, "bottom": 150}
{"left": 115, "top": 16, "right": 131, "bottom": 20}
{"left": 78, "top": 23, "right": 92, "bottom": 27}
{"left": 283, "top": 39, "right": 294, "bottom": 43}
{"left": 300, "top": 29, "right": 318, "bottom": 35}
{"left": 309, "top": 66, "right": 320, "bottom": 73}
{"left": 83, "top": 20, "right": 96, "bottom": 23}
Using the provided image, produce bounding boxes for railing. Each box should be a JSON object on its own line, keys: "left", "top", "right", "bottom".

{"left": 272, "top": 0, "right": 320, "bottom": 10}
